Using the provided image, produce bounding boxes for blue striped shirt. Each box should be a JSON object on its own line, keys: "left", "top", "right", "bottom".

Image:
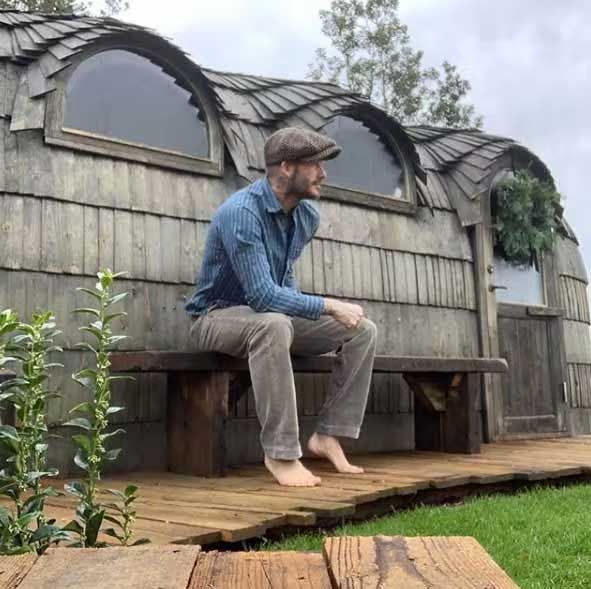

{"left": 185, "top": 177, "right": 325, "bottom": 320}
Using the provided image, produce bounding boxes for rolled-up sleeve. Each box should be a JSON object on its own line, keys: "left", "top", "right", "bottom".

{"left": 219, "top": 206, "right": 324, "bottom": 319}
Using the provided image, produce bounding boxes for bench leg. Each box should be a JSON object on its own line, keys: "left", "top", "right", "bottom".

{"left": 405, "top": 373, "right": 481, "bottom": 454}
{"left": 443, "top": 373, "right": 481, "bottom": 453}
{"left": 167, "top": 371, "right": 230, "bottom": 476}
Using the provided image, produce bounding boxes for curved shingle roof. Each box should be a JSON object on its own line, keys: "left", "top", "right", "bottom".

{"left": 0, "top": 10, "right": 573, "bottom": 238}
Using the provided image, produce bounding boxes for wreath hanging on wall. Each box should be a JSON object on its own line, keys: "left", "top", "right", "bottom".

{"left": 491, "top": 169, "right": 564, "bottom": 266}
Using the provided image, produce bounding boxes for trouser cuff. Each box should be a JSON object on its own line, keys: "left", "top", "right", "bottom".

{"left": 316, "top": 423, "right": 360, "bottom": 439}
{"left": 263, "top": 445, "right": 302, "bottom": 460}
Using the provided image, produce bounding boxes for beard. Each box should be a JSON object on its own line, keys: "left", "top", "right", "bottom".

{"left": 287, "top": 167, "right": 321, "bottom": 199}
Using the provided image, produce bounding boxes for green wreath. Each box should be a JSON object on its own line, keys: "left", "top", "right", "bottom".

{"left": 491, "top": 170, "right": 563, "bottom": 266}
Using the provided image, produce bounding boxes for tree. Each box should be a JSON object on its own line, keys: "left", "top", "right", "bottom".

{"left": 309, "top": 0, "right": 483, "bottom": 128}
{"left": 0, "top": 0, "right": 129, "bottom": 16}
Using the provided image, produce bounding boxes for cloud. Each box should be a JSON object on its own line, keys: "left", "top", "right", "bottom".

{"left": 399, "top": 0, "right": 591, "bottom": 263}
{"left": 123, "top": 0, "right": 591, "bottom": 269}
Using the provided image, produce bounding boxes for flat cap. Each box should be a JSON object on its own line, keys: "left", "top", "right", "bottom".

{"left": 264, "top": 127, "right": 342, "bottom": 166}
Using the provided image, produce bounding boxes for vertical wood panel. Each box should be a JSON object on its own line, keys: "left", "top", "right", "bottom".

{"left": 441, "top": 258, "right": 451, "bottom": 308}
{"left": 331, "top": 240, "right": 344, "bottom": 298}
{"left": 351, "top": 245, "right": 364, "bottom": 300}
{"left": 425, "top": 256, "right": 436, "bottom": 306}
{"left": 63, "top": 203, "right": 84, "bottom": 274}
{"left": 385, "top": 250, "right": 396, "bottom": 302}
{"left": 380, "top": 249, "right": 391, "bottom": 302}
{"left": 431, "top": 255, "right": 441, "bottom": 307}
{"left": 340, "top": 242, "right": 354, "bottom": 298}
{"left": 112, "top": 160, "right": 131, "bottom": 209}
{"left": 41, "top": 199, "right": 61, "bottom": 272}
{"left": 114, "top": 210, "right": 133, "bottom": 275}
{"left": 22, "top": 196, "right": 41, "bottom": 270}
{"left": 322, "top": 239, "right": 335, "bottom": 296}
{"left": 131, "top": 213, "right": 146, "bottom": 279}
{"left": 180, "top": 220, "right": 198, "bottom": 284}
{"left": 5, "top": 120, "right": 19, "bottom": 193}
{"left": 83, "top": 206, "right": 99, "bottom": 275}
{"left": 369, "top": 247, "right": 383, "bottom": 301}
{"left": 404, "top": 252, "right": 418, "bottom": 304}
{"left": 311, "top": 239, "right": 325, "bottom": 294}
{"left": 145, "top": 215, "right": 162, "bottom": 281}
{"left": 160, "top": 217, "right": 180, "bottom": 283}
{"left": 296, "top": 242, "right": 314, "bottom": 293}
{"left": 393, "top": 251, "right": 407, "bottom": 303}
{"left": 129, "top": 162, "right": 148, "bottom": 212}
{"left": 98, "top": 208, "right": 114, "bottom": 271}
{"left": 0, "top": 194, "right": 23, "bottom": 269}
{"left": 415, "top": 255, "right": 428, "bottom": 305}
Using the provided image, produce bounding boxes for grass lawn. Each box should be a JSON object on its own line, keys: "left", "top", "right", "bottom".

{"left": 263, "top": 483, "right": 591, "bottom": 588}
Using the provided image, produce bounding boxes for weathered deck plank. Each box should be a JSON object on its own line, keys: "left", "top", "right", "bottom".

{"left": 0, "top": 554, "right": 38, "bottom": 589}
{"left": 189, "top": 551, "right": 332, "bottom": 588}
{"left": 323, "top": 536, "right": 518, "bottom": 588}
{"left": 17, "top": 546, "right": 200, "bottom": 589}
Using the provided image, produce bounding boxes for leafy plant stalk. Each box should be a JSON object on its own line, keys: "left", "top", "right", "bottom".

{"left": 64, "top": 269, "right": 146, "bottom": 547}
{"left": 0, "top": 310, "right": 68, "bottom": 554}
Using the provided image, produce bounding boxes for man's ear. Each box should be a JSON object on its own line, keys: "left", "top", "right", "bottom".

{"left": 279, "top": 160, "right": 296, "bottom": 178}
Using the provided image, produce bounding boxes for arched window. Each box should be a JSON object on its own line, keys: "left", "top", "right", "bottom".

{"left": 321, "top": 115, "right": 406, "bottom": 200}
{"left": 46, "top": 48, "right": 222, "bottom": 175}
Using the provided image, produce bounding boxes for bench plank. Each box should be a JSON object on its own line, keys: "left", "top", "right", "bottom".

{"left": 323, "top": 535, "right": 518, "bottom": 588}
{"left": 110, "top": 352, "right": 508, "bottom": 375}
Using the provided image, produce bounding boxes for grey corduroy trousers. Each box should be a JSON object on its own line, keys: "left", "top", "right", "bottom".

{"left": 189, "top": 306, "right": 377, "bottom": 460}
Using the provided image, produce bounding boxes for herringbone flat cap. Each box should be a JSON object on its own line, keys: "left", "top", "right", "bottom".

{"left": 264, "top": 127, "right": 342, "bottom": 166}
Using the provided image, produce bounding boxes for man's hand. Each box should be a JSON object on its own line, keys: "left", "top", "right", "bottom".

{"left": 324, "top": 298, "right": 365, "bottom": 329}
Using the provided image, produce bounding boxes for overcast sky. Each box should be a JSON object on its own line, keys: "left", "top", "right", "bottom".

{"left": 121, "top": 0, "right": 591, "bottom": 273}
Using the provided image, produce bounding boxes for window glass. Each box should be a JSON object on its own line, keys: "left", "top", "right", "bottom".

{"left": 493, "top": 255, "right": 544, "bottom": 305}
{"left": 322, "top": 115, "right": 404, "bottom": 197}
{"left": 64, "top": 49, "right": 209, "bottom": 157}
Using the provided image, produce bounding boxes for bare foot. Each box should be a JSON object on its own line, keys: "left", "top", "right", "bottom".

{"left": 264, "top": 456, "right": 322, "bottom": 487}
{"left": 307, "top": 432, "right": 364, "bottom": 474}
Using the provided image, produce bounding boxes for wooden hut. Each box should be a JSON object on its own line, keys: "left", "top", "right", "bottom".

{"left": 0, "top": 11, "right": 588, "bottom": 474}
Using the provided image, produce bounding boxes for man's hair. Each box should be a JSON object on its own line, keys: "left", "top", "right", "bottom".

{"left": 266, "top": 163, "right": 282, "bottom": 178}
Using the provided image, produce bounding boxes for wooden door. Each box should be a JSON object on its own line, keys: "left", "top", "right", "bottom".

{"left": 493, "top": 251, "right": 567, "bottom": 436}
{"left": 497, "top": 303, "right": 566, "bottom": 434}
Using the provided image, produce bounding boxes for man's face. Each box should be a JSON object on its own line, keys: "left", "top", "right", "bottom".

{"left": 286, "top": 160, "right": 327, "bottom": 200}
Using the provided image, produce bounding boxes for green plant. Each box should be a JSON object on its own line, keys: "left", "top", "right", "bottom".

{"left": 63, "top": 269, "right": 144, "bottom": 547}
{"left": 492, "top": 170, "right": 563, "bottom": 266}
{"left": 103, "top": 484, "right": 148, "bottom": 546}
{"left": 0, "top": 310, "right": 69, "bottom": 554}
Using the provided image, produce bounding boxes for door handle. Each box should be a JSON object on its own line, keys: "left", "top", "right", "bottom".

{"left": 488, "top": 284, "right": 508, "bottom": 292}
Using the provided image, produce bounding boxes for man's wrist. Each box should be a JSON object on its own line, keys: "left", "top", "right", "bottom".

{"left": 323, "top": 298, "right": 334, "bottom": 315}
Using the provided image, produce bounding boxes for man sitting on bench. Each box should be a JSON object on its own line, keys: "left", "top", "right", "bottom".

{"left": 185, "top": 127, "right": 377, "bottom": 487}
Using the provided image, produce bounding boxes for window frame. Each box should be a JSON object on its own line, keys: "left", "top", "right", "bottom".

{"left": 319, "top": 111, "right": 417, "bottom": 214}
{"left": 45, "top": 42, "right": 223, "bottom": 177}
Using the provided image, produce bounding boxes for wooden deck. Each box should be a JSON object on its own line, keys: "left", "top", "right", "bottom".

{"left": 39, "top": 436, "right": 591, "bottom": 546}
{"left": 0, "top": 536, "right": 518, "bottom": 588}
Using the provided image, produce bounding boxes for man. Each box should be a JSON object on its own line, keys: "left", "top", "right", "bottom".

{"left": 185, "top": 127, "right": 377, "bottom": 487}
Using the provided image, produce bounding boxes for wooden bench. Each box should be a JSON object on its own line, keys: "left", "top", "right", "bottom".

{"left": 110, "top": 352, "right": 507, "bottom": 477}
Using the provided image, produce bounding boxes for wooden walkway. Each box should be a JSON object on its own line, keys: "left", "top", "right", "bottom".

{"left": 39, "top": 436, "right": 591, "bottom": 546}
{"left": 0, "top": 536, "right": 518, "bottom": 588}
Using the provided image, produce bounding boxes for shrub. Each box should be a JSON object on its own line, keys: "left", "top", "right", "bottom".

{"left": 492, "top": 170, "right": 563, "bottom": 266}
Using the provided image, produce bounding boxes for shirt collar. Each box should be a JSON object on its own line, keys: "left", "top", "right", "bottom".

{"left": 258, "top": 176, "right": 286, "bottom": 214}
